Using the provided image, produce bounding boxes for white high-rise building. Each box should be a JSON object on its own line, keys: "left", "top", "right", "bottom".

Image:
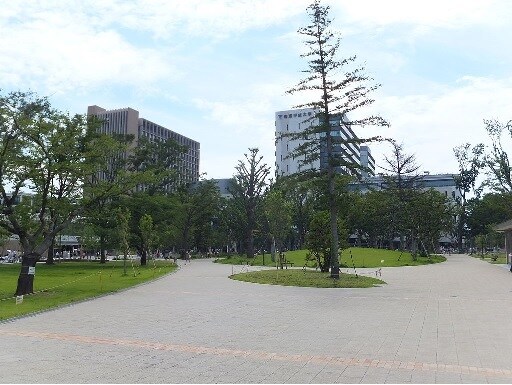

{"left": 359, "top": 145, "right": 375, "bottom": 178}
{"left": 275, "top": 108, "right": 369, "bottom": 178}
{"left": 275, "top": 108, "right": 319, "bottom": 176}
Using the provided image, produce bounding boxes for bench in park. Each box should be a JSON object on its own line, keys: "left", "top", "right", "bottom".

{"left": 278, "top": 253, "right": 294, "bottom": 269}
{"left": 280, "top": 261, "right": 294, "bottom": 269}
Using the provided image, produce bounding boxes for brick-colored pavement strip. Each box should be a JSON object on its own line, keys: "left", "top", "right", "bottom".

{"left": 1, "top": 254, "right": 512, "bottom": 383}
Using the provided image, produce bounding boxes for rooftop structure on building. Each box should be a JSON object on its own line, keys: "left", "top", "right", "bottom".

{"left": 211, "top": 178, "right": 233, "bottom": 198}
{"left": 87, "top": 105, "right": 200, "bottom": 187}
{"left": 350, "top": 173, "right": 462, "bottom": 201}
{"left": 191, "top": 178, "right": 233, "bottom": 199}
{"left": 275, "top": 108, "right": 372, "bottom": 178}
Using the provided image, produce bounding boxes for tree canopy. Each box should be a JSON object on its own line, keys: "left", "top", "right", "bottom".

{"left": 0, "top": 91, "right": 141, "bottom": 294}
{"left": 229, "top": 148, "right": 270, "bottom": 258}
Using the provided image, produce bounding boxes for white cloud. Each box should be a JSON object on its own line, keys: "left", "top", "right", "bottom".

{"left": 0, "top": 5, "right": 177, "bottom": 95}
{"left": 192, "top": 95, "right": 276, "bottom": 142}
{"left": 2, "top": 1, "right": 310, "bottom": 41}
{"left": 367, "top": 76, "right": 512, "bottom": 174}
{"left": 0, "top": 0, "right": 312, "bottom": 97}
{"left": 331, "top": 0, "right": 508, "bottom": 30}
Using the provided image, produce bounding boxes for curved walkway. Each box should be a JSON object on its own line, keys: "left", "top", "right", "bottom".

{"left": 1, "top": 254, "right": 512, "bottom": 383}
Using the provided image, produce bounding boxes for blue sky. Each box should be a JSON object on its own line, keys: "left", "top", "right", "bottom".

{"left": 2, "top": 0, "right": 512, "bottom": 180}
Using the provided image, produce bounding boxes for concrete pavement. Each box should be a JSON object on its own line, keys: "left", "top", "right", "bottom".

{"left": 1, "top": 254, "right": 512, "bottom": 383}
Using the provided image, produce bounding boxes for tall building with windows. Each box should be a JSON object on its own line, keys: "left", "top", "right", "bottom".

{"left": 359, "top": 146, "right": 375, "bottom": 178}
{"left": 275, "top": 108, "right": 371, "bottom": 178}
{"left": 87, "top": 105, "right": 200, "bottom": 186}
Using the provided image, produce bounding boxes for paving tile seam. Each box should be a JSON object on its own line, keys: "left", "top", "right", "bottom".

{"left": 1, "top": 329, "right": 511, "bottom": 380}
{"left": 392, "top": 290, "right": 422, "bottom": 365}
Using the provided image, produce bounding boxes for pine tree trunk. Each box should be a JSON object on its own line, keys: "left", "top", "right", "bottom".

{"left": 15, "top": 254, "right": 39, "bottom": 296}
{"left": 328, "top": 144, "right": 340, "bottom": 279}
{"left": 329, "top": 197, "right": 340, "bottom": 278}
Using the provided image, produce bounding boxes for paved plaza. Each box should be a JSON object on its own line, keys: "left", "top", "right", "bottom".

{"left": 1, "top": 254, "right": 512, "bottom": 383}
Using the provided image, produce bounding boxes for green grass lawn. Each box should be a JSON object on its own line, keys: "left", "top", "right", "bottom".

{"left": 216, "top": 247, "right": 446, "bottom": 268}
{"left": 471, "top": 252, "right": 507, "bottom": 264}
{"left": 0, "top": 260, "right": 176, "bottom": 321}
{"left": 230, "top": 269, "right": 385, "bottom": 288}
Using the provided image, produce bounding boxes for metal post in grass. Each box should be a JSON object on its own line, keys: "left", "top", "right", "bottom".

{"left": 349, "top": 250, "right": 358, "bottom": 278}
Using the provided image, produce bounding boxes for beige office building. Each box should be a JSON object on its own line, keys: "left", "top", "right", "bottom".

{"left": 87, "top": 105, "right": 200, "bottom": 186}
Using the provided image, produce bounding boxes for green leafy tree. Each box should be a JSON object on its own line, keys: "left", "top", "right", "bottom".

{"left": 129, "top": 137, "right": 187, "bottom": 195}
{"left": 408, "top": 189, "right": 453, "bottom": 256}
{"left": 380, "top": 141, "right": 422, "bottom": 249}
{"left": 122, "top": 193, "right": 167, "bottom": 265}
{"left": 466, "top": 193, "right": 512, "bottom": 248}
{"left": 263, "top": 188, "right": 293, "bottom": 262}
{"left": 115, "top": 136, "right": 188, "bottom": 265}
{"left": 282, "top": 0, "right": 388, "bottom": 277}
{"left": 276, "top": 176, "right": 318, "bottom": 250}
{"left": 169, "top": 189, "right": 194, "bottom": 259}
{"left": 172, "top": 180, "right": 222, "bottom": 258}
{"left": 139, "top": 214, "right": 154, "bottom": 265}
{"left": 481, "top": 119, "right": 512, "bottom": 193}
{"left": 78, "top": 222, "right": 100, "bottom": 259}
{"left": 82, "top": 201, "right": 120, "bottom": 264}
{"left": 190, "top": 180, "right": 222, "bottom": 253}
{"left": 474, "top": 234, "right": 486, "bottom": 256}
{"left": 0, "top": 226, "right": 9, "bottom": 254}
{"left": 284, "top": 180, "right": 314, "bottom": 249}
{"left": 0, "top": 91, "right": 139, "bottom": 295}
{"left": 208, "top": 196, "right": 232, "bottom": 254}
{"left": 305, "top": 210, "right": 348, "bottom": 272}
{"left": 82, "top": 133, "right": 135, "bottom": 264}
{"left": 349, "top": 190, "right": 394, "bottom": 248}
{"left": 453, "top": 143, "right": 484, "bottom": 252}
{"left": 217, "top": 195, "right": 245, "bottom": 254}
{"left": 228, "top": 148, "right": 270, "bottom": 258}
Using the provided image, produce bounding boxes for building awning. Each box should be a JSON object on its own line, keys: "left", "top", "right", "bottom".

{"left": 56, "top": 235, "right": 81, "bottom": 246}
{"left": 494, "top": 219, "right": 512, "bottom": 232}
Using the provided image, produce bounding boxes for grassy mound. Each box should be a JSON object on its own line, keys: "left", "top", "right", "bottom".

{"left": 230, "top": 268, "right": 385, "bottom": 288}
{"left": 216, "top": 247, "right": 446, "bottom": 268}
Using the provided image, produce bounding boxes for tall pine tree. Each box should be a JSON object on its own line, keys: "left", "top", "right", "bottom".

{"left": 282, "top": 0, "right": 389, "bottom": 277}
